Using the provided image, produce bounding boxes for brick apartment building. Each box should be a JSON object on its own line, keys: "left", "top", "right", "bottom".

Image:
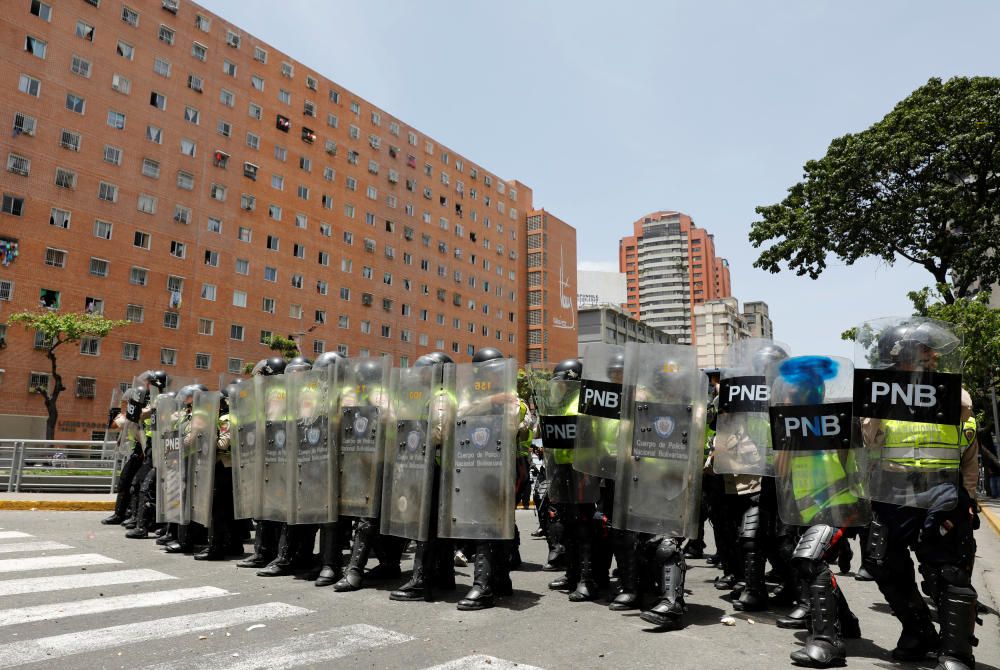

{"left": 618, "top": 211, "right": 731, "bottom": 345}
{"left": 0, "top": 0, "right": 577, "bottom": 439}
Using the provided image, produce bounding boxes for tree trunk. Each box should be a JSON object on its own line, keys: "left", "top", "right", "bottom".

{"left": 45, "top": 397, "right": 57, "bottom": 441}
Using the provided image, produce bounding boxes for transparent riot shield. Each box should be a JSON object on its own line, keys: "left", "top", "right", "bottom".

{"left": 438, "top": 358, "right": 518, "bottom": 541}
{"left": 527, "top": 364, "right": 600, "bottom": 505}
{"left": 380, "top": 365, "right": 440, "bottom": 541}
{"left": 229, "top": 379, "right": 261, "bottom": 520}
{"left": 189, "top": 391, "right": 220, "bottom": 529}
{"left": 156, "top": 394, "right": 184, "bottom": 524}
{"left": 337, "top": 358, "right": 390, "bottom": 519}
{"left": 712, "top": 338, "right": 790, "bottom": 477}
{"left": 770, "top": 356, "right": 870, "bottom": 527}
{"left": 101, "top": 388, "right": 122, "bottom": 459}
{"left": 574, "top": 344, "right": 624, "bottom": 480}
{"left": 259, "top": 375, "right": 291, "bottom": 523}
{"left": 288, "top": 368, "right": 337, "bottom": 525}
{"left": 853, "top": 317, "right": 965, "bottom": 508}
{"left": 613, "top": 343, "right": 707, "bottom": 537}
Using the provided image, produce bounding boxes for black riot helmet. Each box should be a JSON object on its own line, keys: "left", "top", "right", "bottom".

{"left": 415, "top": 351, "right": 454, "bottom": 367}
{"left": 357, "top": 358, "right": 385, "bottom": 384}
{"left": 313, "top": 351, "right": 346, "bottom": 370}
{"left": 285, "top": 356, "right": 313, "bottom": 374}
{"left": 176, "top": 385, "right": 199, "bottom": 405}
{"left": 148, "top": 370, "right": 168, "bottom": 390}
{"left": 604, "top": 350, "right": 626, "bottom": 384}
{"left": 751, "top": 344, "right": 790, "bottom": 377}
{"left": 252, "top": 356, "right": 287, "bottom": 377}
{"left": 472, "top": 348, "right": 504, "bottom": 364}
{"left": 877, "top": 319, "right": 958, "bottom": 371}
{"left": 551, "top": 358, "right": 583, "bottom": 381}
{"left": 414, "top": 354, "right": 438, "bottom": 368}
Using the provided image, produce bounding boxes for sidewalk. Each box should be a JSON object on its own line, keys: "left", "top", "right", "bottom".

{"left": 0, "top": 492, "right": 115, "bottom": 511}
{"left": 981, "top": 496, "right": 1000, "bottom": 536}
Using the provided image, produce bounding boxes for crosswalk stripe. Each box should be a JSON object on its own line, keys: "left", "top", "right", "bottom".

{"left": 0, "top": 541, "right": 73, "bottom": 555}
{"left": 0, "top": 586, "right": 232, "bottom": 628}
{"left": 0, "top": 553, "right": 119, "bottom": 573}
{"left": 0, "top": 532, "right": 32, "bottom": 540}
{"left": 0, "top": 568, "right": 175, "bottom": 597}
{"left": 421, "top": 656, "right": 545, "bottom": 670}
{"left": 139, "top": 623, "right": 414, "bottom": 670}
{"left": 0, "top": 602, "right": 312, "bottom": 669}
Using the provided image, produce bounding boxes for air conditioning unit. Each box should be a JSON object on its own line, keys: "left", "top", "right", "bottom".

{"left": 162, "top": 0, "right": 179, "bottom": 14}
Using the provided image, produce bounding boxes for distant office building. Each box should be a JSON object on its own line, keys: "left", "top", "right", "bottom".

{"left": 525, "top": 209, "right": 578, "bottom": 364}
{"left": 578, "top": 304, "right": 674, "bottom": 357}
{"left": 742, "top": 301, "right": 773, "bottom": 339}
{"left": 694, "top": 297, "right": 749, "bottom": 369}
{"left": 576, "top": 270, "right": 626, "bottom": 309}
{"left": 619, "top": 211, "right": 731, "bottom": 345}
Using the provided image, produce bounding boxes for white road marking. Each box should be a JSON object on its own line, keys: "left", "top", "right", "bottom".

{"left": 0, "top": 553, "right": 119, "bottom": 573}
{"left": 0, "top": 532, "right": 32, "bottom": 540}
{"left": 140, "top": 623, "right": 414, "bottom": 670}
{"left": 0, "top": 541, "right": 72, "bottom": 554}
{"left": 0, "top": 586, "right": 232, "bottom": 627}
{"left": 421, "top": 656, "right": 545, "bottom": 670}
{"left": 0, "top": 602, "right": 312, "bottom": 669}
{"left": 0, "top": 568, "right": 175, "bottom": 597}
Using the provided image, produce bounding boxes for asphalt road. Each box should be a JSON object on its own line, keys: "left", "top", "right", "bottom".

{"left": 0, "top": 509, "right": 996, "bottom": 670}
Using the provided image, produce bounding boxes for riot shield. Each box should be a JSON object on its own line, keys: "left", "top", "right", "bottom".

{"left": 101, "top": 388, "right": 122, "bottom": 459}
{"left": 574, "top": 344, "right": 624, "bottom": 480}
{"left": 337, "top": 358, "right": 390, "bottom": 519}
{"left": 438, "top": 358, "right": 518, "bottom": 541}
{"left": 229, "top": 379, "right": 261, "bottom": 520}
{"left": 527, "top": 364, "right": 600, "bottom": 505}
{"left": 189, "top": 391, "right": 220, "bottom": 528}
{"left": 288, "top": 368, "right": 337, "bottom": 525}
{"left": 770, "top": 356, "right": 870, "bottom": 527}
{"left": 380, "top": 365, "right": 440, "bottom": 541}
{"left": 156, "top": 394, "right": 184, "bottom": 524}
{"left": 712, "top": 338, "right": 790, "bottom": 477}
{"left": 259, "top": 375, "right": 291, "bottom": 523}
{"left": 853, "top": 317, "right": 965, "bottom": 508}
{"left": 613, "top": 343, "right": 707, "bottom": 537}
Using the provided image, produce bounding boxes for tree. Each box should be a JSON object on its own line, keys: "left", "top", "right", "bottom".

{"left": 8, "top": 311, "right": 129, "bottom": 439}
{"left": 750, "top": 76, "right": 1000, "bottom": 304}
{"left": 264, "top": 334, "right": 300, "bottom": 360}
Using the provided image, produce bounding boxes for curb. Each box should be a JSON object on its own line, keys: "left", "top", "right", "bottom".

{"left": 981, "top": 504, "right": 1000, "bottom": 538}
{"left": 0, "top": 500, "right": 115, "bottom": 511}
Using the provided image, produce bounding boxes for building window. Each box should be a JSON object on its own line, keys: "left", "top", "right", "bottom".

{"left": 191, "top": 42, "right": 207, "bottom": 61}
{"left": 195, "top": 353, "right": 211, "bottom": 370}
{"left": 146, "top": 125, "right": 163, "bottom": 144}
{"left": 55, "top": 168, "right": 78, "bottom": 190}
{"left": 220, "top": 89, "right": 235, "bottom": 107}
{"left": 94, "top": 220, "right": 113, "bottom": 239}
{"left": 158, "top": 25, "right": 174, "bottom": 45}
{"left": 133, "top": 231, "right": 151, "bottom": 249}
{"left": 160, "top": 348, "right": 177, "bottom": 366}
{"left": 230, "top": 325, "right": 244, "bottom": 341}
{"left": 254, "top": 46, "right": 267, "bottom": 63}
{"left": 169, "top": 240, "right": 185, "bottom": 258}
{"left": 150, "top": 91, "right": 166, "bottom": 110}
{"left": 60, "top": 130, "right": 81, "bottom": 152}
{"left": 233, "top": 290, "right": 247, "bottom": 308}
{"left": 228, "top": 358, "right": 243, "bottom": 374}
{"left": 122, "top": 342, "right": 140, "bottom": 360}
{"left": 218, "top": 120, "right": 232, "bottom": 137}
{"left": 174, "top": 205, "right": 191, "bottom": 224}
{"left": 44, "top": 248, "right": 66, "bottom": 268}
{"left": 201, "top": 283, "right": 216, "bottom": 301}
{"left": 184, "top": 106, "right": 199, "bottom": 124}
{"left": 129, "top": 268, "right": 148, "bottom": 287}
{"left": 107, "top": 110, "right": 126, "bottom": 130}
{"left": 163, "top": 311, "right": 179, "bottom": 329}
{"left": 176, "top": 171, "right": 194, "bottom": 190}
{"left": 203, "top": 250, "right": 219, "bottom": 267}
{"left": 89, "top": 257, "right": 109, "bottom": 277}
{"left": 75, "top": 377, "right": 97, "bottom": 398}
{"left": 142, "top": 158, "right": 160, "bottom": 178}
{"left": 235, "top": 258, "right": 249, "bottom": 275}
{"left": 262, "top": 297, "right": 275, "bottom": 314}
{"left": 121, "top": 5, "right": 139, "bottom": 26}
{"left": 75, "top": 20, "right": 94, "bottom": 41}
{"left": 198, "top": 318, "right": 214, "bottom": 335}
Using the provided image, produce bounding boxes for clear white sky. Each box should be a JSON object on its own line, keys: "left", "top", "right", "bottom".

{"left": 198, "top": 0, "right": 1000, "bottom": 357}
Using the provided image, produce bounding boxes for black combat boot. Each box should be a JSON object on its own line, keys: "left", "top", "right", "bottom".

{"left": 237, "top": 521, "right": 277, "bottom": 568}
{"left": 390, "top": 542, "right": 431, "bottom": 602}
{"left": 548, "top": 542, "right": 578, "bottom": 591}
{"left": 569, "top": 536, "right": 598, "bottom": 602}
{"left": 257, "top": 526, "right": 294, "bottom": 576}
{"left": 101, "top": 513, "right": 125, "bottom": 525}
{"left": 935, "top": 586, "right": 978, "bottom": 670}
{"left": 639, "top": 560, "right": 686, "bottom": 629}
{"left": 609, "top": 531, "right": 639, "bottom": 611}
{"left": 125, "top": 502, "right": 154, "bottom": 539}
{"left": 789, "top": 575, "right": 847, "bottom": 668}
{"left": 778, "top": 576, "right": 812, "bottom": 630}
{"left": 333, "top": 520, "right": 375, "bottom": 591}
{"left": 457, "top": 543, "right": 495, "bottom": 611}
{"left": 156, "top": 523, "right": 176, "bottom": 546}
{"left": 543, "top": 517, "right": 566, "bottom": 571}
{"left": 315, "top": 523, "right": 342, "bottom": 587}
{"left": 734, "top": 551, "right": 767, "bottom": 611}
{"left": 885, "top": 588, "right": 939, "bottom": 661}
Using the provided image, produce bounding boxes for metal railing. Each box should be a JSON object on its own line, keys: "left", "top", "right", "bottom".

{"left": 0, "top": 440, "right": 118, "bottom": 493}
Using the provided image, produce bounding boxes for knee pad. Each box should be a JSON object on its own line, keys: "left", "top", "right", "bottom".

{"left": 792, "top": 525, "right": 839, "bottom": 562}
{"left": 654, "top": 537, "right": 681, "bottom": 563}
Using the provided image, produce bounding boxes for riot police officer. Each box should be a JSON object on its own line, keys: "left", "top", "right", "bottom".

{"left": 236, "top": 357, "right": 287, "bottom": 569}
{"left": 164, "top": 383, "right": 210, "bottom": 554}
{"left": 859, "top": 319, "right": 980, "bottom": 670}
{"left": 314, "top": 351, "right": 348, "bottom": 587}
{"left": 194, "top": 385, "right": 243, "bottom": 560}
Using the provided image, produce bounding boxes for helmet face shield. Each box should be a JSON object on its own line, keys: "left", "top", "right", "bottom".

{"left": 861, "top": 316, "right": 962, "bottom": 372}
